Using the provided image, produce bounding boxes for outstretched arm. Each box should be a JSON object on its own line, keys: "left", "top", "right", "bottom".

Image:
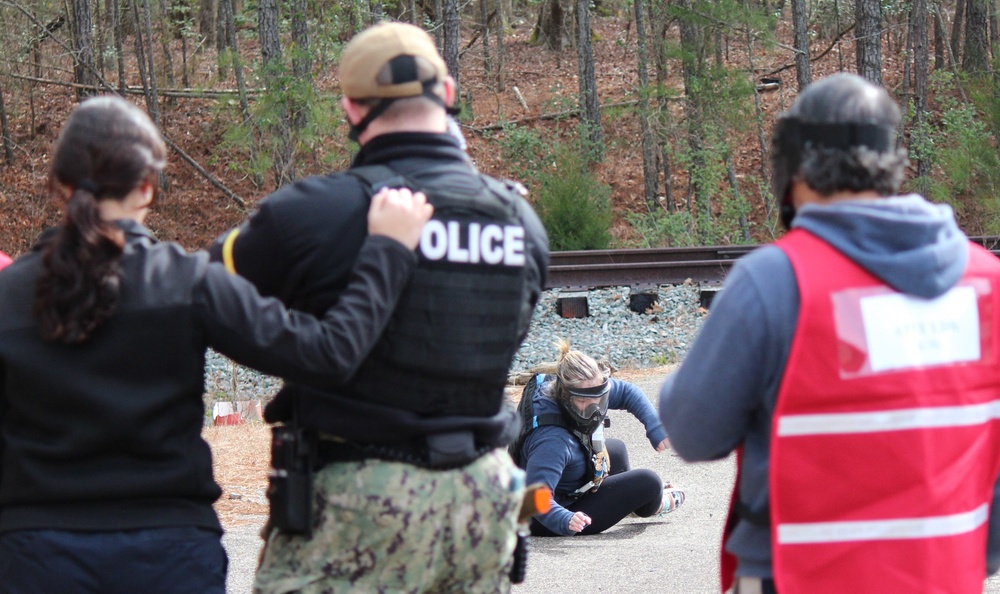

{"left": 609, "top": 379, "right": 668, "bottom": 450}
{"left": 199, "top": 188, "right": 431, "bottom": 386}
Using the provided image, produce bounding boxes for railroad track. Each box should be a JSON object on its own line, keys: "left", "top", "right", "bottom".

{"left": 546, "top": 236, "right": 1000, "bottom": 290}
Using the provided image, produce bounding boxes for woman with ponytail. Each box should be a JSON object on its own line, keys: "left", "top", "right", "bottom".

{"left": 0, "top": 96, "right": 431, "bottom": 593}
{"left": 516, "top": 340, "right": 686, "bottom": 536}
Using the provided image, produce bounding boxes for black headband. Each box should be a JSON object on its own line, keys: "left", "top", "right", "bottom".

{"left": 777, "top": 119, "right": 896, "bottom": 154}
{"left": 566, "top": 379, "right": 611, "bottom": 399}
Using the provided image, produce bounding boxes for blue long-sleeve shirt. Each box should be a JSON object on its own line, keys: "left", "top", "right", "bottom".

{"left": 522, "top": 377, "right": 667, "bottom": 535}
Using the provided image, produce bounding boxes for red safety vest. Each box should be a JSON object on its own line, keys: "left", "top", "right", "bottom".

{"left": 724, "top": 229, "right": 1000, "bottom": 593}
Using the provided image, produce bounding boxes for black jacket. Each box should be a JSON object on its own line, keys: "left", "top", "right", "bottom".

{"left": 0, "top": 220, "right": 414, "bottom": 533}
{"left": 209, "top": 132, "right": 549, "bottom": 447}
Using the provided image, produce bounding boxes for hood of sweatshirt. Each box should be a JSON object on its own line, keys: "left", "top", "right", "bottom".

{"left": 793, "top": 194, "right": 969, "bottom": 298}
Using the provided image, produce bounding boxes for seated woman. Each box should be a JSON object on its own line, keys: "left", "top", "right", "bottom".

{"left": 517, "top": 340, "right": 686, "bottom": 536}
{"left": 0, "top": 95, "right": 431, "bottom": 593}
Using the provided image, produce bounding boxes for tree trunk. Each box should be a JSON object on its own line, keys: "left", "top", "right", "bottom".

{"left": 259, "top": 0, "right": 295, "bottom": 186}
{"left": 158, "top": 0, "right": 177, "bottom": 91}
{"left": 480, "top": 0, "right": 492, "bottom": 83}
{"left": 962, "top": 0, "right": 990, "bottom": 73}
{"left": 216, "top": 0, "right": 227, "bottom": 76}
{"left": 990, "top": 0, "right": 999, "bottom": 58}
{"left": 902, "top": 8, "right": 913, "bottom": 96}
{"left": 199, "top": 0, "right": 216, "bottom": 48}
{"left": 635, "top": 0, "right": 658, "bottom": 210}
{"left": 576, "top": 0, "right": 602, "bottom": 161}
{"left": 934, "top": 4, "right": 945, "bottom": 69}
{"left": 496, "top": 0, "right": 506, "bottom": 91}
{"left": 370, "top": 0, "right": 385, "bottom": 24}
{"left": 679, "top": 0, "right": 709, "bottom": 238}
{"left": 131, "top": 1, "right": 154, "bottom": 120}
{"left": 141, "top": 0, "right": 161, "bottom": 125}
{"left": 223, "top": 0, "right": 250, "bottom": 119}
{"left": 913, "top": 0, "right": 931, "bottom": 178}
{"left": 725, "top": 155, "right": 752, "bottom": 242}
{"left": 534, "top": 0, "right": 573, "bottom": 51}
{"left": 291, "top": 0, "right": 311, "bottom": 131}
{"left": 855, "top": 0, "right": 883, "bottom": 84}
{"left": 501, "top": 0, "right": 513, "bottom": 30}
{"left": 222, "top": 0, "right": 262, "bottom": 187}
{"left": 830, "top": 0, "right": 845, "bottom": 70}
{"left": 444, "top": 0, "right": 460, "bottom": 89}
{"left": 71, "top": 0, "right": 98, "bottom": 98}
{"left": 744, "top": 17, "right": 772, "bottom": 224}
{"left": 791, "top": 0, "right": 811, "bottom": 89}
{"left": 0, "top": 79, "right": 13, "bottom": 165}
{"left": 651, "top": 3, "right": 674, "bottom": 212}
{"left": 180, "top": 10, "right": 191, "bottom": 88}
{"left": 112, "top": 0, "right": 126, "bottom": 93}
{"left": 259, "top": 0, "right": 282, "bottom": 68}
{"left": 434, "top": 0, "right": 444, "bottom": 51}
{"left": 951, "top": 0, "right": 965, "bottom": 65}
{"left": 95, "top": 0, "right": 105, "bottom": 77}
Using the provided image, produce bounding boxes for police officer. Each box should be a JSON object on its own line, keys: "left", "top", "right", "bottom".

{"left": 209, "top": 21, "right": 549, "bottom": 594}
{"left": 659, "top": 73, "right": 1000, "bottom": 594}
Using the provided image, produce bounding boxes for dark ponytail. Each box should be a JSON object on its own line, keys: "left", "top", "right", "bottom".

{"left": 35, "top": 96, "right": 166, "bottom": 344}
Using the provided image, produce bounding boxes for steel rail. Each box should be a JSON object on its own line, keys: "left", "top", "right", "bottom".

{"left": 546, "top": 236, "right": 1000, "bottom": 290}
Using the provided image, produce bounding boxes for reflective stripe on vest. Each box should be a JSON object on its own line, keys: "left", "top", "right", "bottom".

{"left": 762, "top": 230, "right": 1000, "bottom": 594}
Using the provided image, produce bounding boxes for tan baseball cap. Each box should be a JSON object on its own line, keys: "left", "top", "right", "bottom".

{"left": 340, "top": 22, "right": 448, "bottom": 100}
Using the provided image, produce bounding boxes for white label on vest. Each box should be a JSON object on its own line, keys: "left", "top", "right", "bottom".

{"left": 419, "top": 220, "right": 526, "bottom": 266}
{"left": 860, "top": 286, "right": 980, "bottom": 372}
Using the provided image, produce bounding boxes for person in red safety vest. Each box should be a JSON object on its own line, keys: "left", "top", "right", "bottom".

{"left": 0, "top": 251, "right": 11, "bottom": 270}
{"left": 659, "top": 72, "right": 1000, "bottom": 594}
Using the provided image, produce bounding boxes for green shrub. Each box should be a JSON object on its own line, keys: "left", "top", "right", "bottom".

{"left": 498, "top": 124, "right": 551, "bottom": 180}
{"left": 905, "top": 71, "right": 1000, "bottom": 234}
{"left": 624, "top": 210, "right": 699, "bottom": 247}
{"left": 534, "top": 147, "right": 613, "bottom": 250}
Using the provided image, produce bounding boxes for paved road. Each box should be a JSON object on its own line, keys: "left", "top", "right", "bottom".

{"left": 223, "top": 371, "right": 1000, "bottom": 593}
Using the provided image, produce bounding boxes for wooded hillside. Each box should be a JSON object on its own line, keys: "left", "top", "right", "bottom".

{"left": 0, "top": 0, "right": 998, "bottom": 255}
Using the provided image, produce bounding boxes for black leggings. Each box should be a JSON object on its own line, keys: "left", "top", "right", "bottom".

{"left": 530, "top": 438, "right": 663, "bottom": 536}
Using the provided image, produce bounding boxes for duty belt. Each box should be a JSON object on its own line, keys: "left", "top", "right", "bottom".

{"left": 315, "top": 430, "right": 492, "bottom": 471}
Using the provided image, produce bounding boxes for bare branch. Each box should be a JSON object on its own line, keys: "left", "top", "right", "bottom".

{"left": 762, "top": 22, "right": 856, "bottom": 77}
{"left": 3, "top": 72, "right": 263, "bottom": 98}
{"left": 162, "top": 137, "right": 246, "bottom": 209}
{"left": 466, "top": 99, "right": 642, "bottom": 132}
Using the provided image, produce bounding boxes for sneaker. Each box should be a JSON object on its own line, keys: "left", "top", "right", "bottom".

{"left": 657, "top": 485, "right": 686, "bottom": 517}
{"left": 630, "top": 483, "right": 686, "bottom": 518}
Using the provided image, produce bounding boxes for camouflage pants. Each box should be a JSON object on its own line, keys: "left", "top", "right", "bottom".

{"left": 254, "top": 448, "right": 523, "bottom": 594}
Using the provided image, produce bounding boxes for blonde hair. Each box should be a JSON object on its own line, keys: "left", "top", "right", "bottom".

{"left": 553, "top": 339, "right": 609, "bottom": 390}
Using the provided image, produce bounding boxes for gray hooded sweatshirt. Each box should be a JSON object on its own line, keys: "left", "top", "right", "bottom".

{"left": 658, "top": 194, "right": 1000, "bottom": 579}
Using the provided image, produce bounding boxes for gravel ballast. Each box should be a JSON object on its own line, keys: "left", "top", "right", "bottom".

{"left": 204, "top": 283, "right": 708, "bottom": 409}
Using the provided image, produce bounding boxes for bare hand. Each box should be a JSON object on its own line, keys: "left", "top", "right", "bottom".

{"left": 367, "top": 187, "right": 433, "bottom": 250}
{"left": 655, "top": 437, "right": 671, "bottom": 453}
{"left": 568, "top": 511, "right": 591, "bottom": 534}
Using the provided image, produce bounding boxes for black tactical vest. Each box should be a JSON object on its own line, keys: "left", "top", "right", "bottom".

{"left": 345, "top": 164, "right": 541, "bottom": 417}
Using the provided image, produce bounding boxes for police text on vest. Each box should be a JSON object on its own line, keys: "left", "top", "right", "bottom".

{"left": 419, "top": 220, "right": 526, "bottom": 266}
